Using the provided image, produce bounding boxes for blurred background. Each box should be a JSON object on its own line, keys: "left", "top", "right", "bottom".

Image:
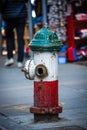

{"left": 0, "top": 0, "right": 87, "bottom": 64}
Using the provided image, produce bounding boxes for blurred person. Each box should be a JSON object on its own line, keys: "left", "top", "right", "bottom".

{"left": 0, "top": 13, "right": 2, "bottom": 55}
{"left": 0, "top": 19, "right": 16, "bottom": 55}
{"left": 1, "top": 20, "right": 6, "bottom": 36}
{"left": 1, "top": 0, "right": 28, "bottom": 68}
{"left": 0, "top": 20, "right": 6, "bottom": 55}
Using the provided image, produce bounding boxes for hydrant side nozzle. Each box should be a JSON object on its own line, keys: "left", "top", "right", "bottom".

{"left": 23, "top": 60, "right": 35, "bottom": 80}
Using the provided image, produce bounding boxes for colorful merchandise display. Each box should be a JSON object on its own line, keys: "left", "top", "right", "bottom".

{"left": 47, "top": 0, "right": 67, "bottom": 43}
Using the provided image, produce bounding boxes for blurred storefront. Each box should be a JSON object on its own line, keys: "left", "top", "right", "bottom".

{"left": 0, "top": 0, "right": 87, "bottom": 61}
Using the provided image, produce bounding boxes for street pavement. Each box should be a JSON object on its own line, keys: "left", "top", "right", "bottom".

{"left": 0, "top": 55, "right": 87, "bottom": 130}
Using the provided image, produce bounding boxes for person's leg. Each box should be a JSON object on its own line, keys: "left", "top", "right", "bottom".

{"left": 5, "top": 20, "right": 14, "bottom": 59}
{"left": 4, "top": 20, "right": 15, "bottom": 66}
{"left": 0, "top": 14, "right": 2, "bottom": 55}
{"left": 16, "top": 21, "right": 25, "bottom": 63}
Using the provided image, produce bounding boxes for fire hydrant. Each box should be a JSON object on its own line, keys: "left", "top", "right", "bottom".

{"left": 22, "top": 27, "right": 63, "bottom": 122}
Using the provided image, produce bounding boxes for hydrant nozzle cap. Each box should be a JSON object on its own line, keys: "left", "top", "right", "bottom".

{"left": 29, "top": 27, "right": 63, "bottom": 52}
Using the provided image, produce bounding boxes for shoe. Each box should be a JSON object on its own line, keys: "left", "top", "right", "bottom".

{"left": 4, "top": 58, "right": 14, "bottom": 66}
{"left": 17, "top": 62, "right": 23, "bottom": 68}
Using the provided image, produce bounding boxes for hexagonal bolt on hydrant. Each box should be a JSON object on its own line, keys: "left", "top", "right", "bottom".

{"left": 22, "top": 25, "right": 63, "bottom": 122}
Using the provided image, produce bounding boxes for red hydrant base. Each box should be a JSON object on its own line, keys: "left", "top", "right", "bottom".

{"left": 30, "top": 106, "right": 62, "bottom": 122}
{"left": 31, "top": 80, "right": 62, "bottom": 121}
{"left": 34, "top": 80, "right": 59, "bottom": 107}
{"left": 30, "top": 106, "right": 62, "bottom": 114}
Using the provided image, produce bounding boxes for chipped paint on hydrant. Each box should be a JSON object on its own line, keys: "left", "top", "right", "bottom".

{"left": 22, "top": 26, "right": 63, "bottom": 122}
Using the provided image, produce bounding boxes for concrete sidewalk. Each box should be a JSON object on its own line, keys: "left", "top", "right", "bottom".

{"left": 0, "top": 55, "right": 87, "bottom": 130}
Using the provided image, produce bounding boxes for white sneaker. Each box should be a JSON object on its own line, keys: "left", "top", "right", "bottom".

{"left": 17, "top": 62, "right": 23, "bottom": 68}
{"left": 4, "top": 58, "right": 14, "bottom": 66}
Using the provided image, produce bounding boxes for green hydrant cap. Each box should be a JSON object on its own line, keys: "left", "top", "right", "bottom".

{"left": 29, "top": 27, "right": 63, "bottom": 51}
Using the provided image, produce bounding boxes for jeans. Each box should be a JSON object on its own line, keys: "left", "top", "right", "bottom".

{"left": 5, "top": 18, "right": 26, "bottom": 62}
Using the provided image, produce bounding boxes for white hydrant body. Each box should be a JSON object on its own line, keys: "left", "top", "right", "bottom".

{"left": 34, "top": 51, "right": 58, "bottom": 81}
